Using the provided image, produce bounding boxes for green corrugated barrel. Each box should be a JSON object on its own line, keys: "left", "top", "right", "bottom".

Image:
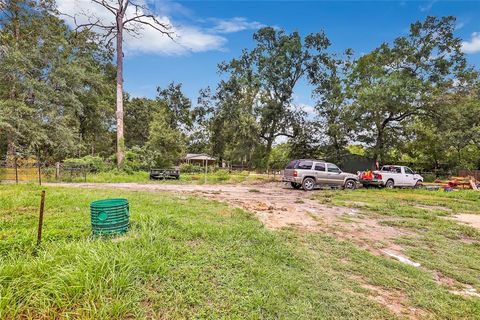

{"left": 90, "top": 198, "right": 130, "bottom": 236}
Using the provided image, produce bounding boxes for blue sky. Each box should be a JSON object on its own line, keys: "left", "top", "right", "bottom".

{"left": 114, "top": 0, "right": 480, "bottom": 108}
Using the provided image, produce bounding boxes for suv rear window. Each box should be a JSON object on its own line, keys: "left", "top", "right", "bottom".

{"left": 296, "top": 161, "right": 313, "bottom": 170}
{"left": 285, "top": 160, "right": 298, "bottom": 169}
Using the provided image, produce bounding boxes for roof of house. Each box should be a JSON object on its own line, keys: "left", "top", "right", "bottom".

{"left": 185, "top": 153, "right": 216, "bottom": 161}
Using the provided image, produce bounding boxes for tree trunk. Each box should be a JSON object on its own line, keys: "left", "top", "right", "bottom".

{"left": 372, "top": 129, "right": 384, "bottom": 169}
{"left": 6, "top": 133, "right": 15, "bottom": 166}
{"left": 6, "top": 9, "right": 20, "bottom": 165}
{"left": 116, "top": 17, "right": 125, "bottom": 169}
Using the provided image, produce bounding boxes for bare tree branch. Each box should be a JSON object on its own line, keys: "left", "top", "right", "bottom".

{"left": 91, "top": 0, "right": 116, "bottom": 15}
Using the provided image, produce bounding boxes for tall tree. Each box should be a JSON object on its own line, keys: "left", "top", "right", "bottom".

{"left": 403, "top": 87, "right": 480, "bottom": 171}
{"left": 253, "top": 28, "right": 329, "bottom": 156}
{"left": 67, "top": 0, "right": 173, "bottom": 168}
{"left": 124, "top": 96, "right": 160, "bottom": 148}
{"left": 157, "top": 82, "right": 193, "bottom": 131}
{"left": 0, "top": 0, "right": 113, "bottom": 162}
{"left": 307, "top": 48, "right": 355, "bottom": 163}
{"left": 209, "top": 27, "right": 330, "bottom": 167}
{"left": 211, "top": 50, "right": 261, "bottom": 165}
{"left": 0, "top": 0, "right": 40, "bottom": 162}
{"left": 146, "top": 109, "right": 185, "bottom": 167}
{"left": 349, "top": 16, "right": 472, "bottom": 166}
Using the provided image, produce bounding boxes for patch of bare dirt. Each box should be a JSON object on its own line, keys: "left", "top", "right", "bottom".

{"left": 47, "top": 181, "right": 412, "bottom": 257}
{"left": 451, "top": 214, "right": 480, "bottom": 230}
{"left": 432, "top": 271, "right": 480, "bottom": 299}
{"left": 347, "top": 274, "right": 426, "bottom": 319}
{"left": 361, "top": 283, "right": 425, "bottom": 319}
{"left": 451, "top": 285, "right": 480, "bottom": 298}
{"left": 344, "top": 201, "right": 369, "bottom": 207}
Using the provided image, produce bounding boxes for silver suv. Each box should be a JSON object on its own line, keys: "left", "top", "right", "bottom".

{"left": 282, "top": 159, "right": 359, "bottom": 191}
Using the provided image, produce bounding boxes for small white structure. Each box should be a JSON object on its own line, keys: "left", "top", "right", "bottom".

{"left": 184, "top": 153, "right": 216, "bottom": 166}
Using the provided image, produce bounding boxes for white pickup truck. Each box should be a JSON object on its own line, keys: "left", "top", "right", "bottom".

{"left": 359, "top": 165, "right": 423, "bottom": 188}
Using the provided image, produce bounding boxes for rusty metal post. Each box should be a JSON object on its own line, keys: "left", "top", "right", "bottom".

{"left": 38, "top": 160, "right": 42, "bottom": 186}
{"left": 55, "top": 162, "right": 60, "bottom": 181}
{"left": 204, "top": 159, "right": 208, "bottom": 184}
{"left": 37, "top": 190, "right": 46, "bottom": 246}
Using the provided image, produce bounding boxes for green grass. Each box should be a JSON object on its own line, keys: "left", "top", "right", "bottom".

{"left": 1, "top": 185, "right": 479, "bottom": 319}
{"left": 44, "top": 170, "right": 275, "bottom": 185}
{"left": 313, "top": 188, "right": 480, "bottom": 297}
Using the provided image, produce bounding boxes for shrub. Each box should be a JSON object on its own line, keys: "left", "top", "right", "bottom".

{"left": 64, "top": 155, "right": 109, "bottom": 172}
{"left": 180, "top": 163, "right": 204, "bottom": 174}
{"left": 421, "top": 173, "right": 437, "bottom": 183}
{"left": 214, "top": 169, "right": 230, "bottom": 181}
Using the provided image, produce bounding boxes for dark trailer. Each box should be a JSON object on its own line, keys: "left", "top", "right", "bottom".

{"left": 149, "top": 168, "right": 180, "bottom": 180}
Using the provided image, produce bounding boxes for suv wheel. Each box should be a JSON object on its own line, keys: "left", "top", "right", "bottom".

{"left": 344, "top": 179, "right": 356, "bottom": 190}
{"left": 291, "top": 182, "right": 302, "bottom": 190}
{"left": 302, "top": 177, "right": 315, "bottom": 191}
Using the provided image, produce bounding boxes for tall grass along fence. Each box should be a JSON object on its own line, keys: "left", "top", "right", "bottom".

{"left": 0, "top": 161, "right": 90, "bottom": 184}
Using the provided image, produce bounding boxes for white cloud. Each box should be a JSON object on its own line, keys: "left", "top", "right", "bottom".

{"left": 146, "top": 0, "right": 193, "bottom": 18}
{"left": 461, "top": 32, "right": 480, "bottom": 54}
{"left": 125, "top": 22, "right": 226, "bottom": 55}
{"left": 56, "top": 0, "right": 227, "bottom": 55}
{"left": 455, "top": 21, "right": 465, "bottom": 30}
{"left": 419, "top": 0, "right": 438, "bottom": 12}
{"left": 208, "top": 17, "right": 265, "bottom": 34}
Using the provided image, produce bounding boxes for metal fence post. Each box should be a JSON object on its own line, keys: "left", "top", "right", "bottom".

{"left": 55, "top": 162, "right": 60, "bottom": 181}
{"left": 37, "top": 190, "right": 46, "bottom": 246}
{"left": 38, "top": 160, "right": 42, "bottom": 186}
{"left": 14, "top": 157, "right": 18, "bottom": 184}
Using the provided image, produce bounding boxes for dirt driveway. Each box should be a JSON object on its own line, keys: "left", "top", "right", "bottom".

{"left": 47, "top": 181, "right": 479, "bottom": 318}
{"left": 47, "top": 181, "right": 407, "bottom": 257}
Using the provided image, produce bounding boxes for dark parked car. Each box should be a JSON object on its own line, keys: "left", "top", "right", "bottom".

{"left": 149, "top": 168, "right": 180, "bottom": 180}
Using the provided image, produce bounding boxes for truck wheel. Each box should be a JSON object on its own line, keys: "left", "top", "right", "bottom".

{"left": 291, "top": 182, "right": 302, "bottom": 190}
{"left": 414, "top": 181, "right": 423, "bottom": 189}
{"left": 344, "top": 179, "right": 356, "bottom": 190}
{"left": 302, "top": 177, "right": 316, "bottom": 191}
{"left": 385, "top": 179, "right": 394, "bottom": 189}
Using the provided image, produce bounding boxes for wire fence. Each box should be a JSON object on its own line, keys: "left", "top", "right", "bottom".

{"left": 0, "top": 156, "right": 477, "bottom": 185}
{"left": 0, "top": 160, "right": 90, "bottom": 185}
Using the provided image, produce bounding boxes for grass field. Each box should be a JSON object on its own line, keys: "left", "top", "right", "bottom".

{"left": 313, "top": 189, "right": 480, "bottom": 295}
{"left": 1, "top": 185, "right": 479, "bottom": 319}
{"left": 39, "top": 170, "right": 276, "bottom": 184}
